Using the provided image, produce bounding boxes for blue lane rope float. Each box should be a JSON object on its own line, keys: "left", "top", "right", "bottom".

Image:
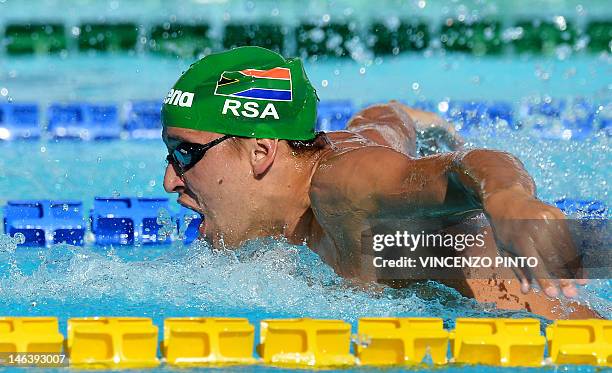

{"left": 0, "top": 99, "right": 610, "bottom": 141}
{"left": 47, "top": 103, "right": 122, "bottom": 140}
{"left": 3, "top": 200, "right": 85, "bottom": 247}
{"left": 0, "top": 103, "right": 40, "bottom": 140}
{"left": 1, "top": 197, "right": 607, "bottom": 247}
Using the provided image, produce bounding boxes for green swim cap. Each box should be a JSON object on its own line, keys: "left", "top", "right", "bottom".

{"left": 162, "top": 46, "right": 318, "bottom": 140}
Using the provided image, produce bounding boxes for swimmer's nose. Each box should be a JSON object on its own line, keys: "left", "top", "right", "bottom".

{"left": 163, "top": 162, "right": 185, "bottom": 193}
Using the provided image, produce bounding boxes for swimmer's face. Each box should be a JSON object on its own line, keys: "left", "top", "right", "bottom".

{"left": 162, "top": 126, "right": 254, "bottom": 247}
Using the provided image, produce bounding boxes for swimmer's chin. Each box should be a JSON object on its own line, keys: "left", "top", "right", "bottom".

{"left": 197, "top": 220, "right": 233, "bottom": 249}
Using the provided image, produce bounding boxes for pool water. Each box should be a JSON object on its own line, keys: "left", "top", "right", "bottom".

{"left": 1, "top": 1, "right": 611, "bottom": 371}
{"left": 0, "top": 125, "right": 610, "bottom": 372}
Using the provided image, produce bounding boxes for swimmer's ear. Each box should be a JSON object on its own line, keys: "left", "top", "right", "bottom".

{"left": 249, "top": 138, "right": 278, "bottom": 178}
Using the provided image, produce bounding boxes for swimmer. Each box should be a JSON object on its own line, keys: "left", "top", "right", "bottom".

{"left": 162, "top": 47, "right": 596, "bottom": 319}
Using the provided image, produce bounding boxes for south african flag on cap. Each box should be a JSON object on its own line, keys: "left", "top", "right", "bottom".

{"left": 214, "top": 68, "right": 292, "bottom": 102}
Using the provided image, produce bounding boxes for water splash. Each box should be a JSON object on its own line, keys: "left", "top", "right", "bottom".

{"left": 467, "top": 125, "right": 610, "bottom": 205}
{"left": 0, "top": 235, "right": 608, "bottom": 323}
{"left": 0, "top": 238, "right": 476, "bottom": 317}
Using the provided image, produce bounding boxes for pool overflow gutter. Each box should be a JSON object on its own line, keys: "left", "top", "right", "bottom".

{"left": 0, "top": 316, "right": 610, "bottom": 368}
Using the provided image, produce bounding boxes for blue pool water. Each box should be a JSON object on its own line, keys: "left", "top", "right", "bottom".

{"left": 1, "top": 1, "right": 611, "bottom": 371}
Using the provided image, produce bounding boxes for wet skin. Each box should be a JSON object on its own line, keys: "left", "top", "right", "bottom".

{"left": 163, "top": 102, "right": 597, "bottom": 320}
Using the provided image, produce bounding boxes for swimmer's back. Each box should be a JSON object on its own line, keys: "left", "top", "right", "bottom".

{"left": 314, "top": 101, "right": 422, "bottom": 163}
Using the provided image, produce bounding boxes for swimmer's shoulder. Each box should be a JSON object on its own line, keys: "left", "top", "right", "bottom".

{"left": 309, "top": 141, "right": 413, "bottom": 211}
{"left": 309, "top": 131, "right": 388, "bottom": 194}
{"left": 309, "top": 136, "right": 452, "bottom": 214}
{"left": 315, "top": 130, "right": 396, "bottom": 162}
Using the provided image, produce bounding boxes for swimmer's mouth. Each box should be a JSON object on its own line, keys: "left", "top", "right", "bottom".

{"left": 180, "top": 202, "right": 205, "bottom": 220}
{"left": 198, "top": 217, "right": 206, "bottom": 237}
{"left": 177, "top": 197, "right": 201, "bottom": 213}
{"left": 176, "top": 198, "right": 206, "bottom": 235}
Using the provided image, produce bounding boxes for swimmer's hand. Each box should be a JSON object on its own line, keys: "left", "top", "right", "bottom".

{"left": 483, "top": 187, "right": 587, "bottom": 298}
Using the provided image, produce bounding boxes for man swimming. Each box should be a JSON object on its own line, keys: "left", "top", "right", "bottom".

{"left": 161, "top": 46, "right": 596, "bottom": 319}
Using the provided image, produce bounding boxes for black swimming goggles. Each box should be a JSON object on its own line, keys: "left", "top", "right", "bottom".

{"left": 166, "top": 135, "right": 233, "bottom": 175}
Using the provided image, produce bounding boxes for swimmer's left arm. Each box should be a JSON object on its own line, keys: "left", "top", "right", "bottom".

{"left": 444, "top": 150, "right": 586, "bottom": 298}
{"left": 335, "top": 147, "right": 584, "bottom": 298}
{"left": 351, "top": 148, "right": 538, "bottom": 217}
